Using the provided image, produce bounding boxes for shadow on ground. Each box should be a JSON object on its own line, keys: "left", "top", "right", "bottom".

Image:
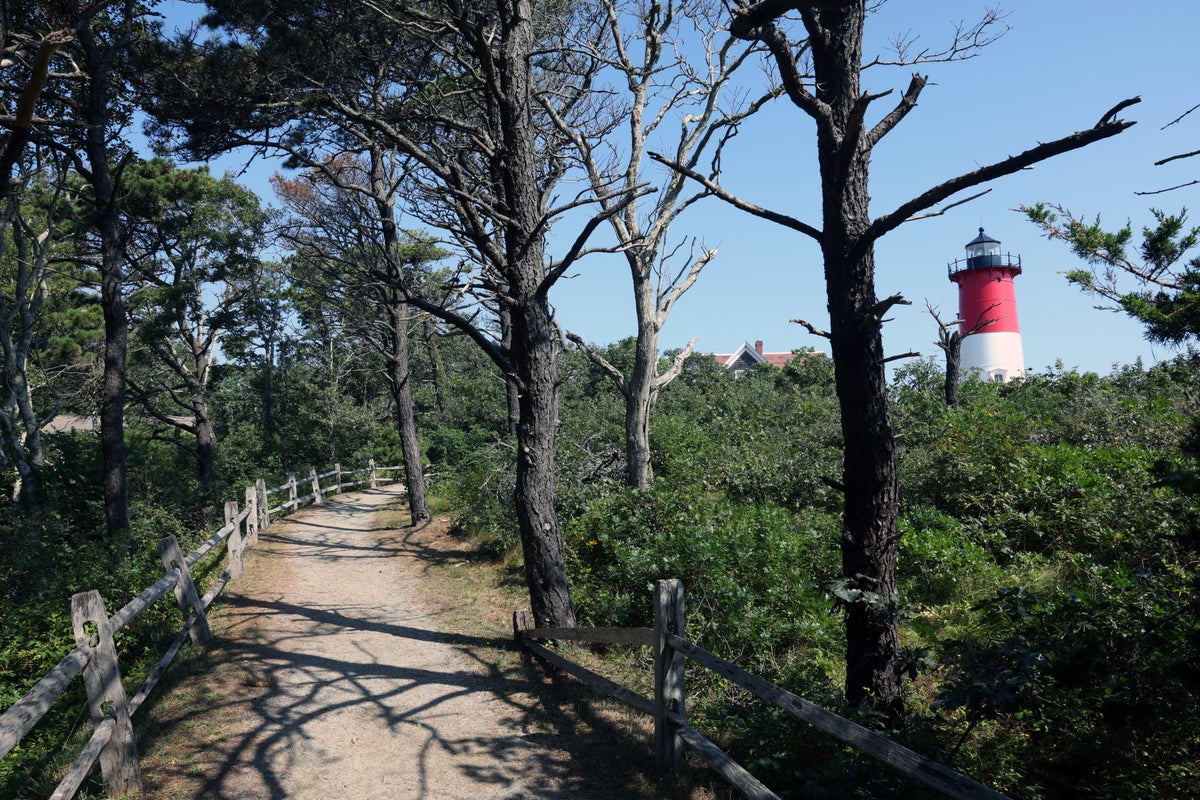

{"left": 137, "top": 490, "right": 710, "bottom": 800}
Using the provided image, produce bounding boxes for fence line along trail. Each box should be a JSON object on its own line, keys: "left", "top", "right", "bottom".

{"left": 161, "top": 485, "right": 583, "bottom": 799}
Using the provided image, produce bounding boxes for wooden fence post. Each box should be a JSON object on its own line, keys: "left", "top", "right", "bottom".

{"left": 256, "top": 478, "right": 269, "bottom": 529}
{"left": 369, "top": 458, "right": 378, "bottom": 488}
{"left": 310, "top": 467, "right": 323, "bottom": 505}
{"left": 157, "top": 536, "right": 213, "bottom": 644}
{"left": 70, "top": 590, "right": 143, "bottom": 797}
{"left": 334, "top": 462, "right": 342, "bottom": 495}
{"left": 245, "top": 485, "right": 259, "bottom": 545}
{"left": 654, "top": 578, "right": 686, "bottom": 773}
{"left": 225, "top": 500, "right": 245, "bottom": 579}
{"left": 512, "top": 609, "right": 534, "bottom": 638}
{"left": 287, "top": 472, "right": 297, "bottom": 511}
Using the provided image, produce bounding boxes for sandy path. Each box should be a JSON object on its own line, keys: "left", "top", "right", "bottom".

{"left": 190, "top": 487, "right": 581, "bottom": 799}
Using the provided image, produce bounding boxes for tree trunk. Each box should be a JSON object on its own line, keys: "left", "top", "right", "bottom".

{"left": 99, "top": 225, "right": 130, "bottom": 537}
{"left": 825, "top": 243, "right": 903, "bottom": 718}
{"left": 0, "top": 257, "right": 44, "bottom": 508}
{"left": 388, "top": 292, "right": 431, "bottom": 525}
{"left": 511, "top": 296, "right": 575, "bottom": 628}
{"left": 813, "top": 2, "right": 902, "bottom": 720}
{"left": 943, "top": 334, "right": 962, "bottom": 407}
{"left": 625, "top": 269, "right": 659, "bottom": 490}
{"left": 194, "top": 397, "right": 216, "bottom": 484}
{"left": 422, "top": 316, "right": 448, "bottom": 417}
{"left": 79, "top": 26, "right": 129, "bottom": 539}
{"left": 370, "top": 149, "right": 431, "bottom": 526}
{"left": 502, "top": 0, "right": 575, "bottom": 628}
{"left": 0, "top": 348, "right": 41, "bottom": 506}
{"left": 498, "top": 301, "right": 520, "bottom": 438}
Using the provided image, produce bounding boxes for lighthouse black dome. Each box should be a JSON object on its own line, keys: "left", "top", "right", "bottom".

{"left": 948, "top": 226, "right": 1021, "bottom": 277}
{"left": 965, "top": 227, "right": 1001, "bottom": 248}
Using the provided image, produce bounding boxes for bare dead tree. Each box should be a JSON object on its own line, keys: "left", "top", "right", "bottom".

{"left": 0, "top": 156, "right": 76, "bottom": 506}
{"left": 555, "top": 0, "right": 778, "bottom": 490}
{"left": 927, "top": 300, "right": 997, "bottom": 407}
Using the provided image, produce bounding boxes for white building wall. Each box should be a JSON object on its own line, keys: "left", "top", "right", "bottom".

{"left": 961, "top": 331, "right": 1025, "bottom": 382}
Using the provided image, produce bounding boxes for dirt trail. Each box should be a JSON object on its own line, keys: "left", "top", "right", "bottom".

{"left": 153, "top": 487, "right": 593, "bottom": 799}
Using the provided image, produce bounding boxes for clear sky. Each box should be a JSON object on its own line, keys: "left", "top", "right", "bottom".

{"left": 162, "top": 0, "right": 1200, "bottom": 376}
{"left": 548, "top": 0, "right": 1200, "bottom": 376}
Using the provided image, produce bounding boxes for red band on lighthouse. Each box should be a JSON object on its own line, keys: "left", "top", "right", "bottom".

{"left": 953, "top": 268, "right": 1021, "bottom": 334}
{"left": 948, "top": 228, "right": 1025, "bottom": 381}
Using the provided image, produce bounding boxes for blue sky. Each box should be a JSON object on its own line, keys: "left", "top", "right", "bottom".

{"left": 551, "top": 0, "right": 1200, "bottom": 376}
{"left": 163, "top": 0, "right": 1200, "bottom": 376}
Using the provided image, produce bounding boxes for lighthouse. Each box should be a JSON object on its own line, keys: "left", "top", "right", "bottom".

{"left": 947, "top": 227, "right": 1025, "bottom": 381}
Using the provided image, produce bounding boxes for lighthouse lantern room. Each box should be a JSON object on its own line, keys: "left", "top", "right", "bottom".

{"left": 947, "top": 227, "right": 1026, "bottom": 381}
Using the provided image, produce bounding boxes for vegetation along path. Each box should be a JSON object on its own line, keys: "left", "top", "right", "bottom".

{"left": 139, "top": 486, "right": 701, "bottom": 800}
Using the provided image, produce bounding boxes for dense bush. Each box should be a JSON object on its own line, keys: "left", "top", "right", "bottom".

{"left": 0, "top": 431, "right": 241, "bottom": 798}
{"left": 552, "top": 351, "right": 1200, "bottom": 798}
{"left": 6, "top": 331, "right": 1200, "bottom": 799}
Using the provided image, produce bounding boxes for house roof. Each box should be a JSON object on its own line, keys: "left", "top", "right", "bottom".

{"left": 712, "top": 341, "right": 799, "bottom": 370}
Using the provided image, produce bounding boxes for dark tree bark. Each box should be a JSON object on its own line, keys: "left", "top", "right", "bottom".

{"left": 0, "top": 29, "right": 70, "bottom": 195}
{"left": 386, "top": 287, "right": 431, "bottom": 524}
{"left": 60, "top": 3, "right": 151, "bottom": 538}
{"left": 713, "top": 0, "right": 1138, "bottom": 719}
{"left": 929, "top": 301, "right": 996, "bottom": 408}
{"left": 943, "top": 337, "right": 962, "bottom": 407}
{"left": 496, "top": 0, "right": 575, "bottom": 627}
{"left": 77, "top": 51, "right": 130, "bottom": 537}
{"left": 422, "top": 316, "right": 448, "bottom": 417}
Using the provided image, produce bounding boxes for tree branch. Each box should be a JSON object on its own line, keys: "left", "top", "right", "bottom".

{"left": 905, "top": 188, "right": 991, "bottom": 222}
{"left": 649, "top": 151, "right": 822, "bottom": 241}
{"left": 654, "top": 336, "right": 699, "bottom": 389}
{"left": 1137, "top": 179, "right": 1200, "bottom": 196}
{"left": 1097, "top": 96, "right": 1142, "bottom": 127}
{"left": 1153, "top": 148, "right": 1200, "bottom": 167}
{"left": 565, "top": 332, "right": 627, "bottom": 393}
{"left": 729, "top": 5, "right": 829, "bottom": 132}
{"left": 791, "top": 317, "right": 831, "bottom": 339}
{"left": 882, "top": 350, "right": 921, "bottom": 364}
{"left": 863, "top": 73, "right": 926, "bottom": 151}
{"left": 867, "top": 98, "right": 1139, "bottom": 246}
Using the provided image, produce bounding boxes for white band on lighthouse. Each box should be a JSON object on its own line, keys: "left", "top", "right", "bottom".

{"left": 961, "top": 331, "right": 1025, "bottom": 382}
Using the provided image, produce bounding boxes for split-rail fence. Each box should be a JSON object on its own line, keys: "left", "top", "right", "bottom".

{"left": 0, "top": 460, "right": 401, "bottom": 799}
{"left": 514, "top": 578, "right": 1011, "bottom": 800}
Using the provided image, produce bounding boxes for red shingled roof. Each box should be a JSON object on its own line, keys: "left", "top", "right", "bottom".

{"left": 712, "top": 340, "right": 800, "bottom": 370}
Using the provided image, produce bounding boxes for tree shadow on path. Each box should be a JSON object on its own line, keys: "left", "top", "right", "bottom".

{"left": 139, "top": 489, "right": 708, "bottom": 800}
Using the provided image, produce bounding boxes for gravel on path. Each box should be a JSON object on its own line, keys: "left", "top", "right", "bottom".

{"left": 176, "top": 486, "right": 586, "bottom": 799}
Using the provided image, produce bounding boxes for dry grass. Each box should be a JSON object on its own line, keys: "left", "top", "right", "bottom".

{"left": 374, "top": 503, "right": 728, "bottom": 800}
{"left": 133, "top": 496, "right": 727, "bottom": 799}
{"left": 135, "top": 542, "right": 287, "bottom": 799}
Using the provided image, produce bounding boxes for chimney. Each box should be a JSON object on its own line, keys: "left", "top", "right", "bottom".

{"left": 755, "top": 340, "right": 763, "bottom": 354}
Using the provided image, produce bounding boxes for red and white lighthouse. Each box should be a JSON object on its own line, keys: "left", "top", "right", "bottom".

{"left": 948, "top": 227, "right": 1025, "bottom": 381}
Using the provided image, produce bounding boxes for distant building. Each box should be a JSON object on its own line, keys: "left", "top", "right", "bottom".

{"left": 712, "top": 340, "right": 799, "bottom": 375}
{"left": 947, "top": 227, "right": 1026, "bottom": 381}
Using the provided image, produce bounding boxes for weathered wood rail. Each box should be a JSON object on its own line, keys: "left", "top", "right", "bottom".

{"left": 0, "top": 460, "right": 402, "bottom": 799}
{"left": 514, "top": 579, "right": 1010, "bottom": 800}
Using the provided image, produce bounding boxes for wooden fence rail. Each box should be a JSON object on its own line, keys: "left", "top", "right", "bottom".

{"left": 0, "top": 461, "right": 403, "bottom": 799}
{"left": 514, "top": 579, "right": 1010, "bottom": 800}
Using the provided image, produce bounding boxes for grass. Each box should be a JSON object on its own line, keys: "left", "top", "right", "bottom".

{"left": 379, "top": 499, "right": 727, "bottom": 800}
{"left": 131, "top": 492, "right": 726, "bottom": 799}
